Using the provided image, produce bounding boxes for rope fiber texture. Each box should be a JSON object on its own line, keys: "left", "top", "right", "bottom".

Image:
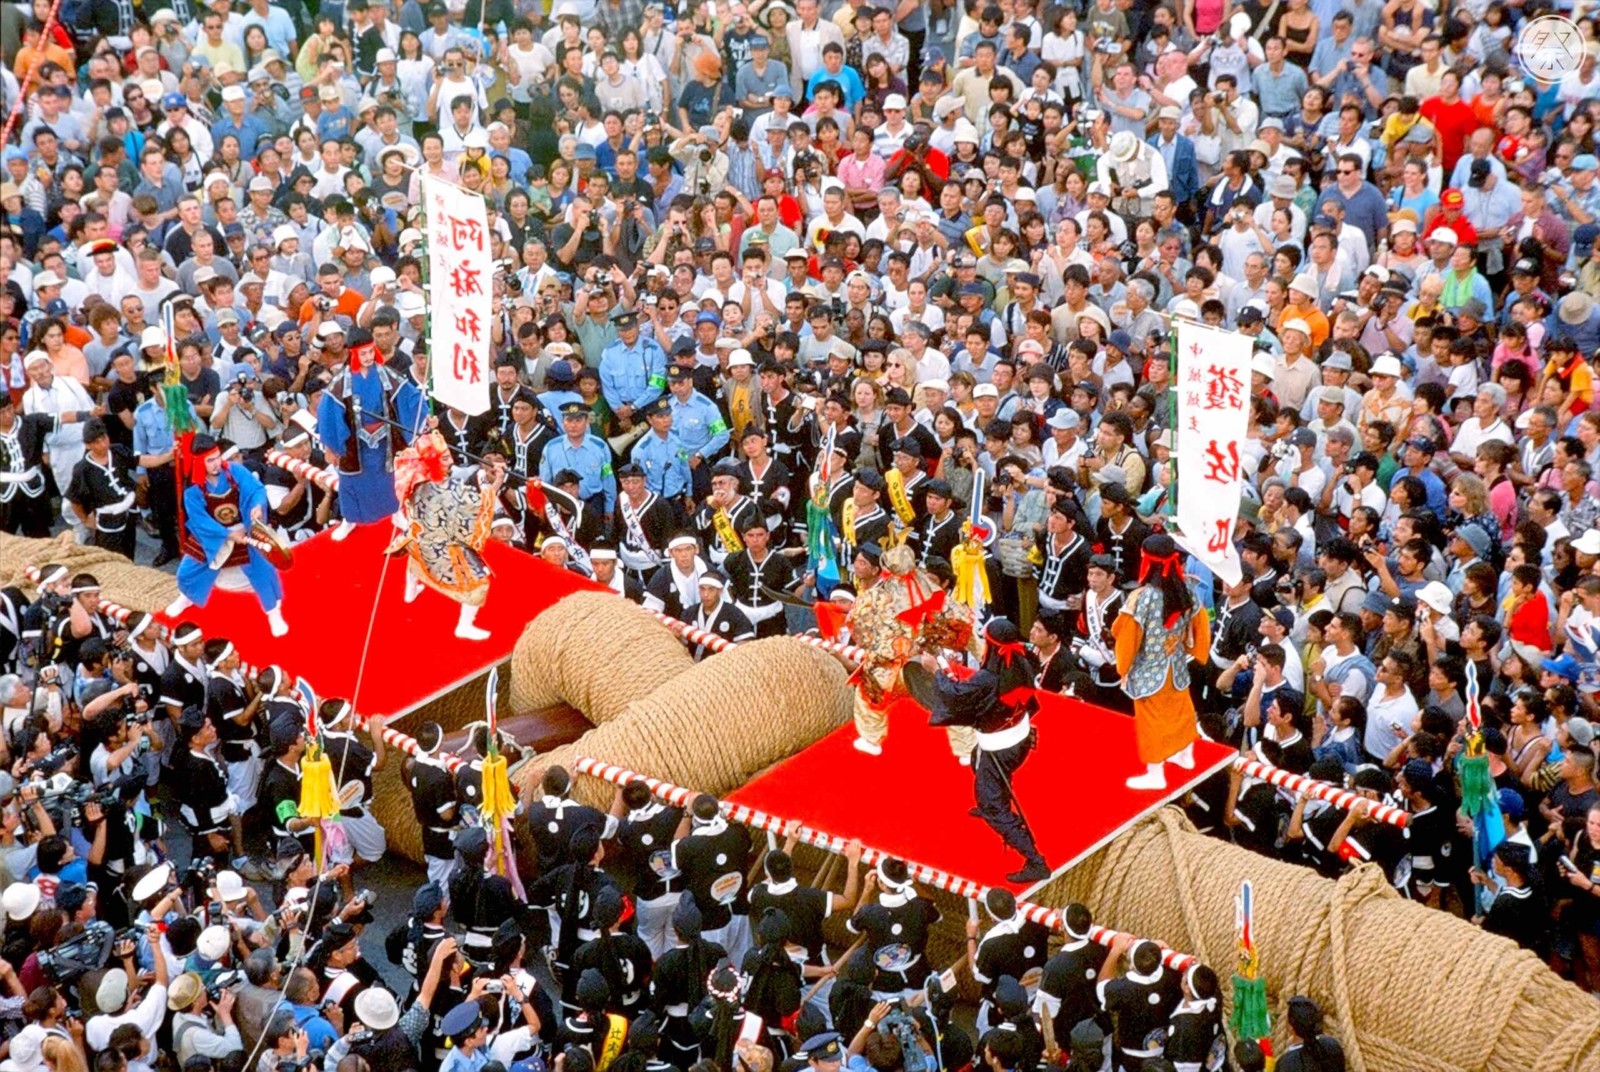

{"left": 1030, "top": 807, "right": 1600, "bottom": 1072}
{"left": 0, "top": 532, "right": 180, "bottom": 609}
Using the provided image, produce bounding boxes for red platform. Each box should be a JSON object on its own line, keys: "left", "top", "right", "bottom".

{"left": 726, "top": 691, "right": 1235, "bottom": 892}
{"left": 156, "top": 523, "right": 601, "bottom": 718}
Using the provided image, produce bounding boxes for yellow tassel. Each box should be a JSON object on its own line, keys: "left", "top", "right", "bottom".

{"left": 951, "top": 543, "right": 990, "bottom": 608}
{"left": 299, "top": 744, "right": 339, "bottom": 819}
{"left": 479, "top": 753, "right": 515, "bottom": 820}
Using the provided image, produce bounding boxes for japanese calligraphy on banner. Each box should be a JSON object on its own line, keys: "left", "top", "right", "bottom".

{"left": 423, "top": 175, "right": 491, "bottom": 416}
{"left": 1173, "top": 319, "right": 1253, "bottom": 586}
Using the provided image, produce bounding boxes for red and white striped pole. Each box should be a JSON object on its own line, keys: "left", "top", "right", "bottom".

{"left": 1232, "top": 757, "right": 1409, "bottom": 828}
{"left": 265, "top": 450, "right": 341, "bottom": 493}
{"left": 574, "top": 755, "right": 1199, "bottom": 971}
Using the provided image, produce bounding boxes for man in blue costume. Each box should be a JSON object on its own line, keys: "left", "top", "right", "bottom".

{"left": 164, "top": 434, "right": 290, "bottom": 637}
{"left": 317, "top": 327, "right": 425, "bottom": 541}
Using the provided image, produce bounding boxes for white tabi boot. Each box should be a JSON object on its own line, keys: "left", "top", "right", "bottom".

{"left": 1169, "top": 742, "right": 1195, "bottom": 770}
{"left": 330, "top": 520, "right": 356, "bottom": 542}
{"left": 1125, "top": 763, "right": 1167, "bottom": 790}
{"left": 403, "top": 570, "right": 424, "bottom": 605}
{"left": 266, "top": 605, "right": 289, "bottom": 637}
{"left": 455, "top": 602, "right": 490, "bottom": 641}
{"left": 165, "top": 594, "right": 195, "bottom": 617}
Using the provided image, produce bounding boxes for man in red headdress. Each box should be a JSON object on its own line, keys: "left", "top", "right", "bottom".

{"left": 1113, "top": 532, "right": 1211, "bottom": 790}
{"left": 166, "top": 433, "right": 289, "bottom": 636}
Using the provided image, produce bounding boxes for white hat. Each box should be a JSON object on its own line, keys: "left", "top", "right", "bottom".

{"left": 952, "top": 118, "right": 980, "bottom": 144}
{"left": 272, "top": 224, "right": 298, "bottom": 247}
{"left": 728, "top": 348, "right": 755, "bottom": 367}
{"left": 193, "top": 266, "right": 218, "bottom": 286}
{"left": 1109, "top": 130, "right": 1138, "bottom": 162}
{"left": 1416, "top": 581, "right": 1454, "bottom": 616}
{"left": 355, "top": 987, "right": 400, "bottom": 1030}
{"left": 1288, "top": 273, "right": 1318, "bottom": 296}
{"left": 1362, "top": 264, "right": 1391, "bottom": 284}
{"left": 920, "top": 378, "right": 950, "bottom": 395}
{"left": 1428, "top": 226, "right": 1459, "bottom": 246}
{"left": 1369, "top": 354, "right": 1403, "bottom": 378}
{"left": 375, "top": 48, "right": 397, "bottom": 63}
{"left": 317, "top": 320, "right": 346, "bottom": 339}
{"left": 1250, "top": 352, "right": 1276, "bottom": 379}
{"left": 1574, "top": 529, "right": 1600, "bottom": 556}
{"left": 31, "top": 270, "right": 62, "bottom": 289}
{"left": 1391, "top": 217, "right": 1418, "bottom": 234}
{"left": 369, "top": 266, "right": 397, "bottom": 287}
{"left": 1171, "top": 298, "right": 1201, "bottom": 321}
{"left": 209, "top": 870, "right": 250, "bottom": 902}
{"left": 1, "top": 882, "right": 39, "bottom": 922}
{"left": 338, "top": 226, "right": 369, "bottom": 251}
{"left": 130, "top": 862, "right": 174, "bottom": 904}
{"left": 2, "top": 1024, "right": 47, "bottom": 1072}
{"left": 1014, "top": 186, "right": 1037, "bottom": 201}
{"left": 96, "top": 967, "right": 129, "bottom": 1012}
{"left": 397, "top": 291, "right": 426, "bottom": 317}
{"left": 1087, "top": 180, "right": 1114, "bottom": 198}
{"left": 1280, "top": 317, "right": 1312, "bottom": 337}
{"left": 1078, "top": 303, "right": 1112, "bottom": 333}
{"left": 22, "top": 351, "right": 51, "bottom": 368}
{"left": 464, "top": 128, "right": 490, "bottom": 149}
{"left": 398, "top": 227, "right": 424, "bottom": 248}
{"left": 882, "top": 93, "right": 906, "bottom": 110}
{"left": 973, "top": 383, "right": 1000, "bottom": 398}
{"left": 934, "top": 97, "right": 965, "bottom": 119}
{"left": 140, "top": 326, "right": 167, "bottom": 350}
{"left": 220, "top": 84, "right": 246, "bottom": 103}
{"left": 196, "top": 924, "right": 231, "bottom": 961}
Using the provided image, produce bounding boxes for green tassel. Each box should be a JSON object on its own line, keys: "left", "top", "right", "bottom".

{"left": 1230, "top": 974, "right": 1271, "bottom": 1040}
{"left": 163, "top": 384, "right": 194, "bottom": 434}
{"left": 1458, "top": 753, "right": 1494, "bottom": 819}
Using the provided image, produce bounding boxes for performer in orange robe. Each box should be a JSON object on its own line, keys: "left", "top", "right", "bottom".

{"left": 1112, "top": 533, "right": 1211, "bottom": 790}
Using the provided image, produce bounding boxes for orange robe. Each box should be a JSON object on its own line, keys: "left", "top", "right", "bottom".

{"left": 1111, "top": 591, "right": 1212, "bottom": 764}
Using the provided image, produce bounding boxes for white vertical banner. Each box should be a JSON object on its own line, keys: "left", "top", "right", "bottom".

{"left": 1172, "top": 320, "right": 1253, "bottom": 586}
{"left": 423, "top": 175, "right": 491, "bottom": 417}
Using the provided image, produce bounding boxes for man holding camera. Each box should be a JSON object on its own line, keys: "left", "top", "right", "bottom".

{"left": 169, "top": 970, "right": 244, "bottom": 1065}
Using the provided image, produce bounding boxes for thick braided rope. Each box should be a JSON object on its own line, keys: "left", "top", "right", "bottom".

{"left": 1031, "top": 806, "right": 1600, "bottom": 1072}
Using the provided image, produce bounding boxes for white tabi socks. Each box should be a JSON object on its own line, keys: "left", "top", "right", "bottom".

{"left": 1126, "top": 763, "right": 1166, "bottom": 790}
{"left": 455, "top": 603, "right": 490, "bottom": 641}
{"left": 1170, "top": 742, "right": 1195, "bottom": 769}
{"left": 266, "top": 606, "right": 289, "bottom": 637}
{"left": 403, "top": 570, "right": 424, "bottom": 605}
{"left": 330, "top": 520, "right": 356, "bottom": 542}
{"left": 165, "top": 594, "right": 195, "bottom": 617}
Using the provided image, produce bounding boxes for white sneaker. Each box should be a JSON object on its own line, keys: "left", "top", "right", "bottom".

{"left": 454, "top": 603, "right": 490, "bottom": 641}
{"left": 266, "top": 606, "right": 289, "bottom": 637}
{"left": 164, "top": 594, "right": 195, "bottom": 617}
{"left": 1169, "top": 743, "right": 1195, "bottom": 770}
{"left": 1126, "top": 764, "right": 1167, "bottom": 791}
{"left": 852, "top": 736, "right": 883, "bottom": 756}
{"left": 331, "top": 520, "right": 356, "bottom": 542}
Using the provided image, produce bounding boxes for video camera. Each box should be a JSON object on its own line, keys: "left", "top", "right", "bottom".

{"left": 37, "top": 921, "right": 114, "bottom": 987}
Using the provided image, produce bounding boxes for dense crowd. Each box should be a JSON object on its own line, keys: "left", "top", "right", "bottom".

{"left": 5, "top": 0, "right": 1600, "bottom": 1067}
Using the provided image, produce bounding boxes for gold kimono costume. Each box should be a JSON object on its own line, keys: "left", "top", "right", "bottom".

{"left": 390, "top": 432, "right": 496, "bottom": 607}
{"left": 1112, "top": 585, "right": 1211, "bottom": 764}
{"left": 846, "top": 546, "right": 980, "bottom": 758}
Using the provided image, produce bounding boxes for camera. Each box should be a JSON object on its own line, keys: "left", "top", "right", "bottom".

{"left": 32, "top": 741, "right": 78, "bottom": 776}
{"left": 877, "top": 1008, "right": 929, "bottom": 1072}
{"left": 314, "top": 296, "right": 334, "bottom": 313}
{"left": 235, "top": 371, "right": 253, "bottom": 404}
{"left": 355, "top": 887, "right": 378, "bottom": 908}
{"left": 206, "top": 968, "right": 243, "bottom": 1001}
{"left": 37, "top": 922, "right": 114, "bottom": 987}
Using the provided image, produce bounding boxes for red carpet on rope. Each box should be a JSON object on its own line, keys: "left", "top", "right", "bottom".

{"left": 155, "top": 524, "right": 600, "bottom": 719}
{"left": 726, "top": 691, "right": 1235, "bottom": 892}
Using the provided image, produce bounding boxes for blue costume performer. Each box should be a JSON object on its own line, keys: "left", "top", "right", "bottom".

{"left": 165, "top": 434, "right": 290, "bottom": 636}
{"left": 316, "top": 329, "right": 424, "bottom": 541}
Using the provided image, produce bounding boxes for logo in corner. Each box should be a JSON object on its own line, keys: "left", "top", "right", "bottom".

{"left": 1516, "top": 15, "right": 1586, "bottom": 85}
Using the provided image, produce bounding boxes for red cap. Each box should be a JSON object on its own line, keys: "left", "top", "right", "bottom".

{"left": 1441, "top": 188, "right": 1463, "bottom": 208}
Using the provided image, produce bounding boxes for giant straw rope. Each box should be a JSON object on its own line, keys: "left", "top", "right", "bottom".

{"left": 4, "top": 531, "right": 1598, "bottom": 1070}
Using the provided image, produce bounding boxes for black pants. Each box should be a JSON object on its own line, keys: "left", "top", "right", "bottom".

{"left": 974, "top": 733, "right": 1043, "bottom": 864}
{"left": 147, "top": 463, "right": 179, "bottom": 558}
{"left": 0, "top": 492, "right": 52, "bottom": 538}
{"left": 92, "top": 522, "right": 136, "bottom": 560}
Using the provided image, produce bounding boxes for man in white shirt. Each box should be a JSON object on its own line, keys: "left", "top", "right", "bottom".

{"left": 1448, "top": 382, "right": 1515, "bottom": 470}
{"left": 1364, "top": 650, "right": 1420, "bottom": 763}
{"left": 1041, "top": 409, "right": 1088, "bottom": 469}
{"left": 86, "top": 958, "right": 170, "bottom": 1055}
{"left": 21, "top": 353, "right": 95, "bottom": 534}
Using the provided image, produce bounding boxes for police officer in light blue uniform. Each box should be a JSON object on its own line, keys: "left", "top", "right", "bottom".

{"left": 599, "top": 310, "right": 669, "bottom": 425}
{"left": 539, "top": 402, "right": 616, "bottom": 516}
{"left": 666, "top": 365, "right": 730, "bottom": 501}
{"left": 631, "top": 396, "right": 693, "bottom": 506}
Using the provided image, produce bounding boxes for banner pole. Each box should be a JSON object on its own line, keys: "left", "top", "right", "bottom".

{"left": 1166, "top": 326, "right": 1179, "bottom": 518}
{"left": 418, "top": 180, "right": 435, "bottom": 423}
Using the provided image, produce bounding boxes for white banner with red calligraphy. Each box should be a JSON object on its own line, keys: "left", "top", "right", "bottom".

{"left": 424, "top": 175, "right": 491, "bottom": 417}
{"left": 1173, "top": 320, "right": 1253, "bottom": 586}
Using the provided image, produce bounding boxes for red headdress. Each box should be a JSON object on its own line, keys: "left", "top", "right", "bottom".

{"left": 393, "top": 430, "right": 452, "bottom": 504}
{"left": 1138, "top": 533, "right": 1193, "bottom": 629}
{"left": 186, "top": 433, "right": 225, "bottom": 487}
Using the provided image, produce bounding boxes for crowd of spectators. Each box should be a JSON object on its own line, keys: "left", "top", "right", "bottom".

{"left": 5, "top": 0, "right": 1600, "bottom": 1067}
